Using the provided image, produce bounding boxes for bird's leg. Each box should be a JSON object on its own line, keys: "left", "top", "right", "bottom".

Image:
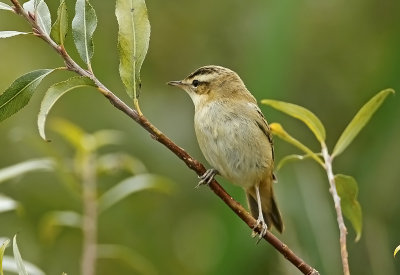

{"left": 251, "top": 184, "right": 268, "bottom": 243}
{"left": 196, "top": 168, "right": 219, "bottom": 188}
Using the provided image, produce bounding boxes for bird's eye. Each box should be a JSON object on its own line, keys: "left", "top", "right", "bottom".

{"left": 192, "top": 80, "right": 200, "bottom": 87}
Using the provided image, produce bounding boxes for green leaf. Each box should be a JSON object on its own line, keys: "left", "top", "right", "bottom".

{"left": 51, "top": 0, "right": 68, "bottom": 45}
{"left": 0, "top": 2, "right": 13, "bottom": 11}
{"left": 0, "top": 31, "right": 29, "bottom": 38}
{"left": 23, "top": 0, "right": 52, "bottom": 36}
{"left": 332, "top": 89, "right": 395, "bottom": 158}
{"left": 261, "top": 99, "right": 326, "bottom": 144}
{"left": 72, "top": 0, "right": 97, "bottom": 67}
{"left": 0, "top": 239, "right": 10, "bottom": 275}
{"left": 277, "top": 154, "right": 310, "bottom": 171}
{"left": 38, "top": 76, "right": 95, "bottom": 141}
{"left": 13, "top": 235, "right": 28, "bottom": 275}
{"left": 115, "top": 0, "right": 151, "bottom": 99}
{"left": 335, "top": 174, "right": 362, "bottom": 242}
{"left": 0, "top": 158, "right": 54, "bottom": 184}
{"left": 270, "top": 123, "right": 324, "bottom": 167}
{"left": 98, "top": 174, "right": 173, "bottom": 213}
{"left": 50, "top": 118, "right": 86, "bottom": 150}
{"left": 394, "top": 244, "right": 400, "bottom": 258}
{"left": 0, "top": 69, "right": 54, "bottom": 122}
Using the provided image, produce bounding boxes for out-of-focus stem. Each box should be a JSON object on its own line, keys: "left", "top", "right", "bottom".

{"left": 81, "top": 153, "right": 97, "bottom": 275}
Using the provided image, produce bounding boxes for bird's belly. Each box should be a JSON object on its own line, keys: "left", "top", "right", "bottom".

{"left": 194, "top": 107, "right": 272, "bottom": 189}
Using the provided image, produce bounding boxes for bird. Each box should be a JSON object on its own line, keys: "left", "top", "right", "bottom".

{"left": 168, "top": 65, "right": 283, "bottom": 238}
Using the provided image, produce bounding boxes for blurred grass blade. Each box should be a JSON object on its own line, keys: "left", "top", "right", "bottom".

{"left": 23, "top": 0, "right": 52, "bottom": 36}
{"left": 115, "top": 0, "right": 151, "bottom": 100}
{"left": 40, "top": 211, "right": 82, "bottom": 243}
{"left": 38, "top": 76, "right": 95, "bottom": 141}
{"left": 0, "top": 194, "right": 18, "bottom": 213}
{"left": 72, "top": 0, "right": 97, "bottom": 68}
{"left": 394, "top": 245, "right": 400, "bottom": 258}
{"left": 2, "top": 256, "right": 45, "bottom": 275}
{"left": 13, "top": 235, "right": 28, "bottom": 275}
{"left": 0, "top": 158, "right": 54, "bottom": 184}
{"left": 0, "top": 31, "right": 29, "bottom": 38}
{"left": 277, "top": 154, "right": 309, "bottom": 171}
{"left": 51, "top": 0, "right": 68, "bottom": 45}
{"left": 97, "top": 153, "right": 147, "bottom": 175}
{"left": 335, "top": 174, "right": 362, "bottom": 242}
{"left": 0, "top": 69, "right": 54, "bottom": 122}
{"left": 97, "top": 244, "right": 157, "bottom": 275}
{"left": 262, "top": 99, "right": 326, "bottom": 144}
{"left": 98, "top": 174, "right": 173, "bottom": 213}
{"left": 0, "top": 239, "right": 10, "bottom": 275}
{"left": 270, "top": 123, "right": 324, "bottom": 167}
{"left": 0, "top": 2, "right": 13, "bottom": 11}
{"left": 332, "top": 89, "right": 395, "bottom": 158}
{"left": 50, "top": 118, "right": 86, "bottom": 150}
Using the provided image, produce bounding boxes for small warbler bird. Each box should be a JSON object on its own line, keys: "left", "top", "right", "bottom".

{"left": 168, "top": 65, "right": 283, "bottom": 237}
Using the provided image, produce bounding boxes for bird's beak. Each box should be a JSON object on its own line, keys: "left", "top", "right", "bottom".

{"left": 167, "top": 80, "right": 184, "bottom": 87}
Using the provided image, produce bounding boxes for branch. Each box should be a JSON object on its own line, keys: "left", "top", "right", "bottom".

{"left": 9, "top": 1, "right": 319, "bottom": 274}
{"left": 322, "top": 146, "right": 349, "bottom": 275}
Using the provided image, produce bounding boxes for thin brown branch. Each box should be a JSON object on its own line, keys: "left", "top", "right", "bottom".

{"left": 9, "top": 1, "right": 319, "bottom": 274}
{"left": 322, "top": 145, "right": 349, "bottom": 275}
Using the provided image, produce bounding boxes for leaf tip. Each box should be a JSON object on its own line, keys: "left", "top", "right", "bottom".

{"left": 394, "top": 245, "right": 400, "bottom": 258}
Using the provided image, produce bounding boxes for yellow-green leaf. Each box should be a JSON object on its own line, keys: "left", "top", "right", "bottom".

{"left": 115, "top": 0, "right": 151, "bottom": 100}
{"left": 332, "top": 89, "right": 395, "bottom": 158}
{"left": 72, "top": 0, "right": 97, "bottom": 67}
{"left": 270, "top": 123, "right": 324, "bottom": 167}
{"left": 394, "top": 244, "right": 400, "bottom": 258}
{"left": 38, "top": 76, "right": 95, "bottom": 141}
{"left": 51, "top": 0, "right": 68, "bottom": 45}
{"left": 335, "top": 174, "right": 362, "bottom": 242}
{"left": 262, "top": 99, "right": 326, "bottom": 144}
{"left": 0, "top": 239, "right": 10, "bottom": 275}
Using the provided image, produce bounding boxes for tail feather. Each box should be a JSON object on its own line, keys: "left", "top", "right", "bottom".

{"left": 246, "top": 180, "right": 284, "bottom": 233}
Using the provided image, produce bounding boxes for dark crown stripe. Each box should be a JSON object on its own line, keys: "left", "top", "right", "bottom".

{"left": 187, "top": 66, "right": 221, "bottom": 79}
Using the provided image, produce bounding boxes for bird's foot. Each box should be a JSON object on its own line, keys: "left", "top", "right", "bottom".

{"left": 196, "top": 169, "right": 218, "bottom": 188}
{"left": 251, "top": 216, "right": 268, "bottom": 244}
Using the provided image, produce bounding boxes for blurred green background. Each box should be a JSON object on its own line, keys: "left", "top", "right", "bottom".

{"left": 1, "top": 0, "right": 400, "bottom": 274}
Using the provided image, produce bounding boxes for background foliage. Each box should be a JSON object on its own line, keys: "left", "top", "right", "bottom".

{"left": 0, "top": 0, "right": 399, "bottom": 274}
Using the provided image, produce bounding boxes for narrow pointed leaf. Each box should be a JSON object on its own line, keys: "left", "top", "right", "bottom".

{"left": 51, "top": 0, "right": 68, "bottom": 45}
{"left": 0, "top": 194, "right": 19, "bottom": 213}
{"left": 0, "top": 239, "right": 10, "bottom": 275}
{"left": 335, "top": 174, "right": 362, "bottom": 241}
{"left": 262, "top": 99, "right": 326, "bottom": 144}
{"left": 13, "top": 235, "right": 28, "bottom": 275}
{"left": 0, "top": 158, "right": 54, "bottom": 184}
{"left": 116, "top": 0, "right": 151, "bottom": 99}
{"left": 332, "top": 89, "right": 395, "bottom": 158}
{"left": 0, "top": 69, "right": 54, "bottom": 122}
{"left": 38, "top": 76, "right": 95, "bottom": 141}
{"left": 270, "top": 123, "right": 324, "bottom": 167}
{"left": 72, "top": 0, "right": 97, "bottom": 67}
{"left": 98, "top": 174, "right": 173, "bottom": 213}
{"left": 0, "top": 31, "right": 29, "bottom": 38}
{"left": 23, "top": 0, "right": 52, "bottom": 36}
{"left": 394, "top": 245, "right": 400, "bottom": 258}
{"left": 0, "top": 2, "right": 13, "bottom": 11}
{"left": 277, "top": 154, "right": 310, "bottom": 171}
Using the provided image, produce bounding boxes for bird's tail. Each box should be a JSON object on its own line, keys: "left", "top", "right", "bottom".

{"left": 246, "top": 179, "right": 284, "bottom": 233}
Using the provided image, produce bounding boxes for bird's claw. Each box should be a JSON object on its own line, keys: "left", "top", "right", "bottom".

{"left": 251, "top": 218, "right": 268, "bottom": 244}
{"left": 196, "top": 169, "right": 218, "bottom": 188}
